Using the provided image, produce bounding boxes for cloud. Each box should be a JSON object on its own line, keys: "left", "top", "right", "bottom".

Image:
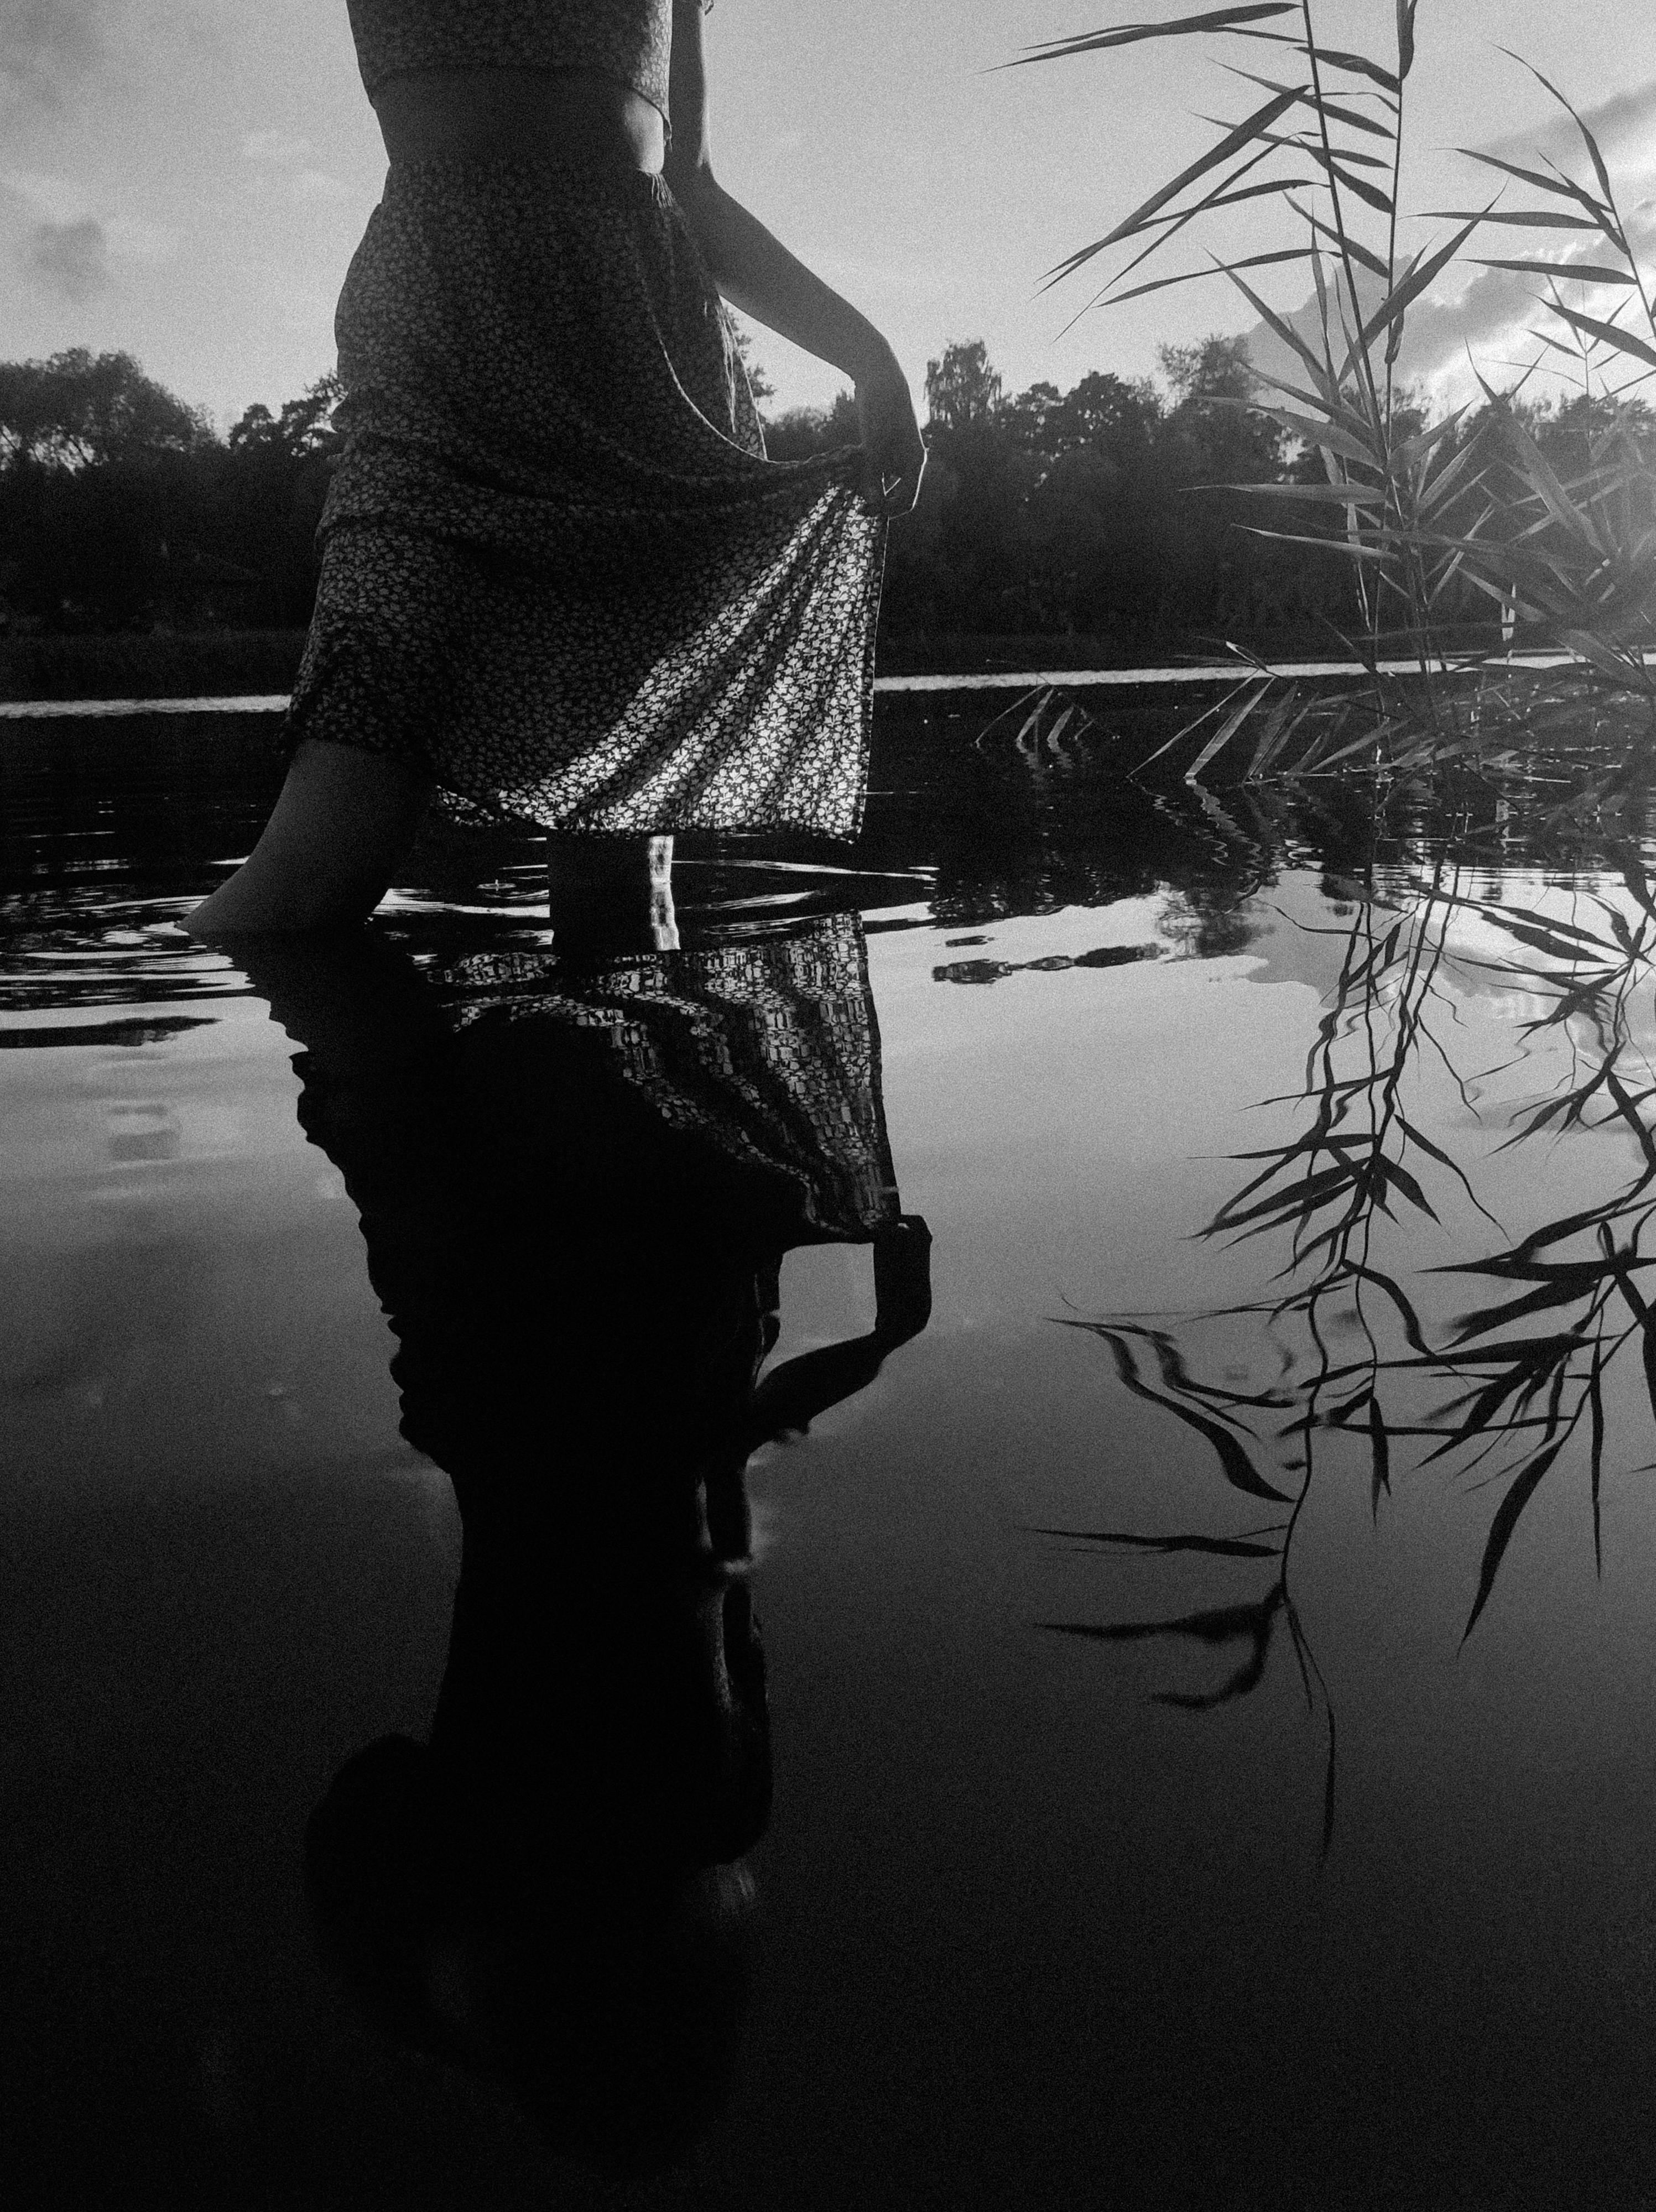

{"left": 1475, "top": 73, "right": 1656, "bottom": 176}
{"left": 24, "top": 214, "right": 109, "bottom": 301}
{"left": 1, "top": 1, "right": 206, "bottom": 107}
{"left": 289, "top": 168, "right": 355, "bottom": 205}
{"left": 238, "top": 127, "right": 354, "bottom": 207}
{"left": 0, "top": 0, "right": 105, "bottom": 101}
{"left": 242, "top": 128, "right": 315, "bottom": 165}
{"left": 4, "top": 170, "right": 176, "bottom": 295}
{"left": 5, "top": 165, "right": 92, "bottom": 224}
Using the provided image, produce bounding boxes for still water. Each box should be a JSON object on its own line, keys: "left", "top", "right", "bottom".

{"left": 6, "top": 703, "right": 1656, "bottom": 2208}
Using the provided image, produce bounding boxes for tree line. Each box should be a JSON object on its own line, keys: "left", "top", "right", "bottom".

{"left": 1, "top": 340, "right": 1643, "bottom": 654}
{"left": 0, "top": 350, "right": 341, "bottom": 635}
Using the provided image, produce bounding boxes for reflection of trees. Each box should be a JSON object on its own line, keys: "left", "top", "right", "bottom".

{"left": 1050, "top": 820, "right": 1656, "bottom": 1835}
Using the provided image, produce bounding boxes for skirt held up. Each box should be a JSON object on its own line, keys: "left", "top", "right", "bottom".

{"left": 287, "top": 159, "right": 887, "bottom": 839}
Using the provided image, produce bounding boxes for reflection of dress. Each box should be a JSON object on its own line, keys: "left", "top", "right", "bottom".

{"left": 259, "top": 912, "right": 925, "bottom": 2168}
{"left": 440, "top": 911, "right": 899, "bottom": 1239}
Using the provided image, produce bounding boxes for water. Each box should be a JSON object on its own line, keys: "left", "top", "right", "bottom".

{"left": 6, "top": 705, "right": 1656, "bottom": 2208}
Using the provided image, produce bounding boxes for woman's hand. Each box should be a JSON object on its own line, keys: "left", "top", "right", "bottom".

{"left": 871, "top": 1214, "right": 932, "bottom": 1347}
{"left": 855, "top": 350, "right": 928, "bottom": 519}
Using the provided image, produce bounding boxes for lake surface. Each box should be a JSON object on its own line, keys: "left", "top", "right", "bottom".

{"left": 6, "top": 703, "right": 1656, "bottom": 2208}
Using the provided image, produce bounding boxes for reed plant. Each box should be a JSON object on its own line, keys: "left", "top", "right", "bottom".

{"left": 1010, "top": 3, "right": 1656, "bottom": 780}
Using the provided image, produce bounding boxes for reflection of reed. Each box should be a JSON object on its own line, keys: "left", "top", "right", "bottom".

{"left": 1050, "top": 840, "right": 1656, "bottom": 1842}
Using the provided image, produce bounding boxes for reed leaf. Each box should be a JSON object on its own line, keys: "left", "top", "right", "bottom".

{"left": 1473, "top": 260, "right": 1637, "bottom": 285}
{"left": 1461, "top": 1438, "right": 1566, "bottom": 1641}
{"left": 1499, "top": 49, "right": 1619, "bottom": 213}
{"left": 1040, "top": 86, "right": 1300, "bottom": 280}
{"left": 1303, "top": 216, "right": 1391, "bottom": 278}
{"left": 1034, "top": 1528, "right": 1287, "bottom": 1558}
{"left": 1352, "top": 219, "right": 1482, "bottom": 363}
{"left": 1220, "top": 64, "right": 1397, "bottom": 140}
{"left": 1395, "top": 0, "right": 1418, "bottom": 81}
{"left": 1544, "top": 304, "right": 1656, "bottom": 374}
{"left": 1368, "top": 1394, "right": 1392, "bottom": 1515}
{"left": 1425, "top": 209, "right": 1603, "bottom": 230}
{"left": 1228, "top": 27, "right": 1400, "bottom": 92}
{"left": 1092, "top": 246, "right": 1312, "bottom": 310}
{"left": 1062, "top": 1322, "right": 1295, "bottom": 1501}
{"left": 1007, "top": 4, "right": 1296, "bottom": 67}
{"left": 1458, "top": 148, "right": 1613, "bottom": 225}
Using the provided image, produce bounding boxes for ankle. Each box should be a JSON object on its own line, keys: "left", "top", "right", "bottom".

{"left": 546, "top": 833, "right": 673, "bottom": 897}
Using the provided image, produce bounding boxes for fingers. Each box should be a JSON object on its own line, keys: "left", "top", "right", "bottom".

{"left": 856, "top": 453, "right": 926, "bottom": 519}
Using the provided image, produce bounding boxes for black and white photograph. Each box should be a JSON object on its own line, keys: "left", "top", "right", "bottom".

{"left": 6, "top": 2, "right": 1656, "bottom": 2204}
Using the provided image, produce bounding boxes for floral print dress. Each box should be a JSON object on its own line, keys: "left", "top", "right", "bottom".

{"left": 286, "top": 156, "right": 886, "bottom": 840}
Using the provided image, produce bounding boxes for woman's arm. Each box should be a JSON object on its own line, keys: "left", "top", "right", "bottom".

{"left": 663, "top": 0, "right": 926, "bottom": 515}
{"left": 743, "top": 1217, "right": 933, "bottom": 1447}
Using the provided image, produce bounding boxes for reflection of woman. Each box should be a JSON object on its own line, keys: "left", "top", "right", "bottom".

{"left": 189, "top": 3, "right": 926, "bottom": 936}
{"left": 248, "top": 915, "right": 930, "bottom": 2168}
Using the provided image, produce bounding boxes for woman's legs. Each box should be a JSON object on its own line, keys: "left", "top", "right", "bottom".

{"left": 186, "top": 739, "right": 434, "bottom": 936}
{"left": 189, "top": 740, "right": 677, "bottom": 946}
{"left": 545, "top": 833, "right": 679, "bottom": 951}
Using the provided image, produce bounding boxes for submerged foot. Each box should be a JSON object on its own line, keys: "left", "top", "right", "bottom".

{"left": 185, "top": 739, "right": 434, "bottom": 937}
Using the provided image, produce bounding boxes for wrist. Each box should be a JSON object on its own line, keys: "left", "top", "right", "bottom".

{"left": 838, "top": 321, "right": 897, "bottom": 387}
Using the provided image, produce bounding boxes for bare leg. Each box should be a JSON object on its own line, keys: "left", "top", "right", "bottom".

{"left": 186, "top": 740, "right": 434, "bottom": 937}
{"left": 545, "top": 833, "right": 678, "bottom": 951}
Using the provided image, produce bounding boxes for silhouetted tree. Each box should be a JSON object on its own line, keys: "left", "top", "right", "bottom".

{"left": 762, "top": 390, "right": 858, "bottom": 461}
{"left": 227, "top": 373, "right": 342, "bottom": 462}
{"left": 0, "top": 349, "right": 210, "bottom": 470}
{"left": 12, "top": 333, "right": 1605, "bottom": 655}
{"left": 730, "top": 323, "right": 775, "bottom": 405}
{"left": 0, "top": 359, "right": 341, "bottom": 634}
{"left": 924, "top": 340, "right": 1003, "bottom": 433}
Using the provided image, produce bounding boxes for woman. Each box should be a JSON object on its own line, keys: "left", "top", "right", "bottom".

{"left": 189, "top": 0, "right": 926, "bottom": 936}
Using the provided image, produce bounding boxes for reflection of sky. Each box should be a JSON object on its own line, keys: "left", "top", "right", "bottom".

{"left": 2, "top": 987, "right": 412, "bottom": 1487}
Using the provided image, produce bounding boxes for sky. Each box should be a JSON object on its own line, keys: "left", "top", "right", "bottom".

{"left": 2, "top": 0, "right": 1654, "bottom": 432}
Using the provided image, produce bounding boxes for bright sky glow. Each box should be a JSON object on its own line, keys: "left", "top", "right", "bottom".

{"left": 1, "top": 1, "right": 1652, "bottom": 427}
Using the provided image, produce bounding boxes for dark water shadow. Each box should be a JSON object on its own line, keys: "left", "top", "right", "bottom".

{"left": 237, "top": 912, "right": 931, "bottom": 2174}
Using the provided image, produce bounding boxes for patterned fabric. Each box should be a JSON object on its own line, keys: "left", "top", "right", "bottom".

{"left": 345, "top": 0, "right": 680, "bottom": 113}
{"left": 287, "top": 157, "right": 886, "bottom": 839}
{"left": 435, "top": 911, "right": 900, "bottom": 1240}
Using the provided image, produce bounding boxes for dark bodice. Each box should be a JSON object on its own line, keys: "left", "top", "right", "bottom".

{"left": 345, "top": 0, "right": 677, "bottom": 112}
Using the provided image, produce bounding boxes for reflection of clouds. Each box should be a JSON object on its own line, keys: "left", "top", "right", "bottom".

{"left": 1434, "top": 879, "right": 1656, "bottom": 1064}
{"left": 103, "top": 1100, "right": 179, "bottom": 1166}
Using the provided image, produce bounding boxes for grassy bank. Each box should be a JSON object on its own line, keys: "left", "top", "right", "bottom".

{"left": 1, "top": 624, "right": 1519, "bottom": 704}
